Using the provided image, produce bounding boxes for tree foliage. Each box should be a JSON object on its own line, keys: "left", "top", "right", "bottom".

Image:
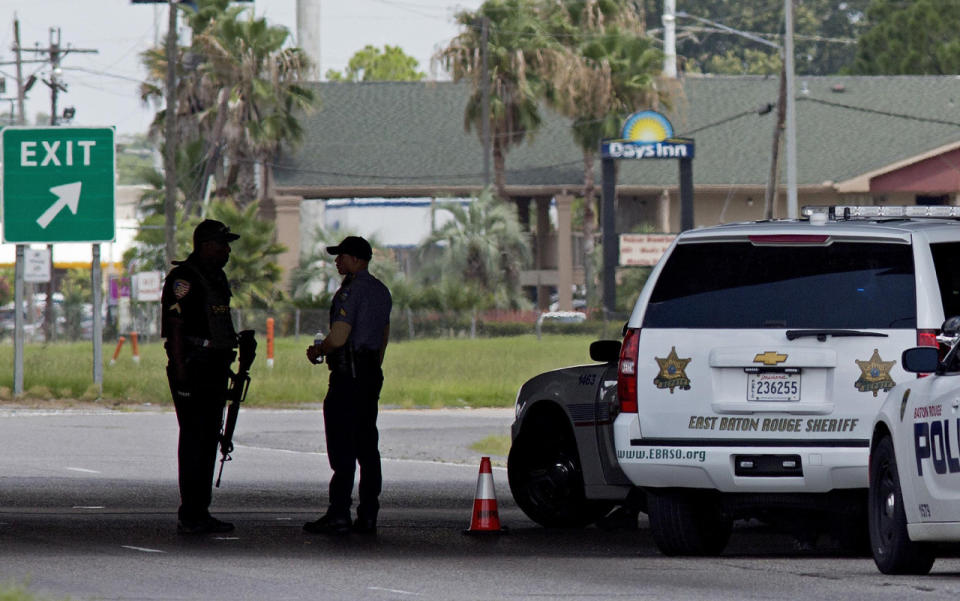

{"left": 326, "top": 45, "right": 425, "bottom": 81}
{"left": 209, "top": 200, "right": 287, "bottom": 309}
{"left": 418, "top": 189, "right": 531, "bottom": 309}
{"left": 640, "top": 0, "right": 869, "bottom": 76}
{"left": 140, "top": 0, "right": 314, "bottom": 208}
{"left": 437, "top": 0, "right": 559, "bottom": 199}
{"left": 123, "top": 197, "right": 286, "bottom": 311}
{"left": 852, "top": 0, "right": 960, "bottom": 74}
{"left": 537, "top": 1, "right": 663, "bottom": 309}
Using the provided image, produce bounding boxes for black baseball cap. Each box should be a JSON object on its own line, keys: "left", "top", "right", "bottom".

{"left": 327, "top": 236, "right": 372, "bottom": 261}
{"left": 194, "top": 219, "right": 240, "bottom": 246}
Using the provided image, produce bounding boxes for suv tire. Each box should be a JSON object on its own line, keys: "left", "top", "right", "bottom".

{"left": 869, "top": 435, "right": 935, "bottom": 574}
{"left": 647, "top": 489, "right": 732, "bottom": 556}
{"left": 508, "top": 429, "right": 611, "bottom": 528}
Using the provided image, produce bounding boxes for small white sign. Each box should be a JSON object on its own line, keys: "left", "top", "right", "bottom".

{"left": 619, "top": 234, "right": 676, "bottom": 266}
{"left": 23, "top": 247, "right": 51, "bottom": 282}
{"left": 132, "top": 271, "right": 163, "bottom": 302}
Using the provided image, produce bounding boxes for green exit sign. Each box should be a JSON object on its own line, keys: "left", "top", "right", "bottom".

{"left": 1, "top": 126, "right": 116, "bottom": 243}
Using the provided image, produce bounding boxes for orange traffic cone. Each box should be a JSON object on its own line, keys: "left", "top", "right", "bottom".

{"left": 464, "top": 456, "right": 506, "bottom": 534}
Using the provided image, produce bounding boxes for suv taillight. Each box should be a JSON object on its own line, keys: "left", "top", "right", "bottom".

{"left": 618, "top": 328, "right": 640, "bottom": 413}
{"left": 917, "top": 329, "right": 939, "bottom": 349}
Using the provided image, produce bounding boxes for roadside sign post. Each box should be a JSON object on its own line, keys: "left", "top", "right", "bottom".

{"left": 1, "top": 126, "right": 116, "bottom": 397}
{"left": 13, "top": 246, "right": 24, "bottom": 396}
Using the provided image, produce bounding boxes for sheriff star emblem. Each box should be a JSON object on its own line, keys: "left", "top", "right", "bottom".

{"left": 855, "top": 348, "right": 896, "bottom": 397}
{"left": 654, "top": 346, "right": 692, "bottom": 393}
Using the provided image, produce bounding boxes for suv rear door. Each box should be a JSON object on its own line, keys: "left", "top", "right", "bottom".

{"left": 632, "top": 230, "right": 917, "bottom": 447}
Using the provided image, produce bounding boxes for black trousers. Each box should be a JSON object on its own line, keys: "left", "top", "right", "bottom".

{"left": 167, "top": 352, "right": 230, "bottom": 523}
{"left": 323, "top": 363, "right": 384, "bottom": 520}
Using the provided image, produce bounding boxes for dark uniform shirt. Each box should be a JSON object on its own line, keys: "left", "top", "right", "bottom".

{"left": 330, "top": 269, "right": 391, "bottom": 352}
{"left": 161, "top": 253, "right": 237, "bottom": 351}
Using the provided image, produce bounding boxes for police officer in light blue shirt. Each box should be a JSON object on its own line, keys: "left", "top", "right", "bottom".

{"left": 304, "top": 236, "right": 392, "bottom": 535}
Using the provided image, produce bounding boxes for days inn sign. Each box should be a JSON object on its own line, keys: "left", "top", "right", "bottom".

{"left": 601, "top": 110, "right": 694, "bottom": 159}
{"left": 599, "top": 110, "right": 695, "bottom": 315}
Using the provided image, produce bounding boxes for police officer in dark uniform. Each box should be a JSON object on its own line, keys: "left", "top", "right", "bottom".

{"left": 161, "top": 219, "right": 240, "bottom": 535}
{"left": 304, "top": 236, "right": 392, "bottom": 535}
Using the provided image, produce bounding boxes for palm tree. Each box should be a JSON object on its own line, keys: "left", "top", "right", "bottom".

{"left": 207, "top": 200, "right": 287, "bottom": 310}
{"left": 539, "top": 2, "right": 665, "bottom": 307}
{"left": 436, "top": 0, "right": 558, "bottom": 200}
{"left": 195, "top": 6, "right": 314, "bottom": 204}
{"left": 419, "top": 189, "right": 531, "bottom": 309}
{"left": 140, "top": 0, "right": 314, "bottom": 210}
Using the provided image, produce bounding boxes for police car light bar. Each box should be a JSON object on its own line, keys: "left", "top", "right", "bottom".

{"left": 802, "top": 205, "right": 960, "bottom": 220}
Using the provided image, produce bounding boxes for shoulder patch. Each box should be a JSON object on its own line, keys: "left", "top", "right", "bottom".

{"left": 173, "top": 279, "right": 191, "bottom": 299}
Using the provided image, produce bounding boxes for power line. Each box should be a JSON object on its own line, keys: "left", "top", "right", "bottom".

{"left": 799, "top": 96, "right": 960, "bottom": 128}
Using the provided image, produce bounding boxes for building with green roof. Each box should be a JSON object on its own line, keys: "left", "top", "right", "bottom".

{"left": 272, "top": 76, "right": 960, "bottom": 309}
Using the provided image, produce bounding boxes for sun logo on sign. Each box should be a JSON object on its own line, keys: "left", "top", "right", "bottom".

{"left": 621, "top": 110, "right": 674, "bottom": 143}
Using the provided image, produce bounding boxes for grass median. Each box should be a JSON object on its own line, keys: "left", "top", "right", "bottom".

{"left": 0, "top": 334, "right": 605, "bottom": 408}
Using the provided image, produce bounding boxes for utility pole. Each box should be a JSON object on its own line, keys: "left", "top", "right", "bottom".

{"left": 13, "top": 17, "right": 26, "bottom": 125}
{"left": 784, "top": 0, "right": 798, "bottom": 218}
{"left": 16, "top": 27, "right": 97, "bottom": 125}
{"left": 164, "top": 0, "right": 179, "bottom": 267}
{"left": 662, "top": 0, "right": 677, "bottom": 78}
{"left": 764, "top": 65, "right": 787, "bottom": 219}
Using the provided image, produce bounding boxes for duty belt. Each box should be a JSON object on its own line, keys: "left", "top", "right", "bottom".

{"left": 185, "top": 336, "right": 211, "bottom": 348}
{"left": 353, "top": 348, "right": 381, "bottom": 362}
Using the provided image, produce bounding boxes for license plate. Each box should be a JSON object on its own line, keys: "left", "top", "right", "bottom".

{"left": 747, "top": 372, "right": 800, "bottom": 401}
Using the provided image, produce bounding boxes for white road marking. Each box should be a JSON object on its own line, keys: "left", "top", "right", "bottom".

{"left": 72, "top": 506, "right": 105, "bottom": 510}
{"left": 65, "top": 467, "right": 101, "bottom": 474}
{"left": 368, "top": 587, "right": 420, "bottom": 596}
{"left": 213, "top": 537, "right": 240, "bottom": 541}
{"left": 121, "top": 545, "right": 165, "bottom": 553}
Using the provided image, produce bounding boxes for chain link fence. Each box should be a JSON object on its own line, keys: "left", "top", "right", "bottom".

{"left": 5, "top": 302, "right": 629, "bottom": 344}
{"left": 231, "top": 307, "right": 630, "bottom": 342}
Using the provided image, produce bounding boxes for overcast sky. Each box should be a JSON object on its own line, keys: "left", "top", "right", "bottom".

{"left": 2, "top": 0, "right": 483, "bottom": 136}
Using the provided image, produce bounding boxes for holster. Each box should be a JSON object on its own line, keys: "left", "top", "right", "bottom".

{"left": 326, "top": 346, "right": 355, "bottom": 377}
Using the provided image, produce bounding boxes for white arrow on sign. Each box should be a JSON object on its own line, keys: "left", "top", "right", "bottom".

{"left": 36, "top": 181, "right": 82, "bottom": 229}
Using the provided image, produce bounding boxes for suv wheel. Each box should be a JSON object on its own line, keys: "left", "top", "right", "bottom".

{"left": 507, "top": 429, "right": 611, "bottom": 528}
{"left": 647, "top": 489, "right": 732, "bottom": 556}
{"left": 869, "top": 435, "right": 935, "bottom": 574}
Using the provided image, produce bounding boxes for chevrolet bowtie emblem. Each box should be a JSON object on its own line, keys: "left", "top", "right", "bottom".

{"left": 754, "top": 351, "right": 788, "bottom": 366}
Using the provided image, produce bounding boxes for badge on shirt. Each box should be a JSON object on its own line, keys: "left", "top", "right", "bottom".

{"left": 339, "top": 308, "right": 347, "bottom": 317}
{"left": 174, "top": 279, "right": 191, "bottom": 299}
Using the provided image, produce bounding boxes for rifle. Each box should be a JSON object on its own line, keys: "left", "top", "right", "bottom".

{"left": 216, "top": 329, "right": 257, "bottom": 488}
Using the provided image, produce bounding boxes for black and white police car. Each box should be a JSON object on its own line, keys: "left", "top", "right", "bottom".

{"left": 869, "top": 316, "right": 960, "bottom": 574}
{"left": 508, "top": 206, "right": 960, "bottom": 556}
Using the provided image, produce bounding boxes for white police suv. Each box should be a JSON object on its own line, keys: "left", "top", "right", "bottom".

{"left": 614, "top": 206, "right": 960, "bottom": 556}
{"left": 869, "top": 316, "right": 960, "bottom": 574}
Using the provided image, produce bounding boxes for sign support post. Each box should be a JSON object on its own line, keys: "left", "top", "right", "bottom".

{"left": 92, "top": 244, "right": 103, "bottom": 395}
{"left": 601, "top": 158, "right": 617, "bottom": 317}
{"left": 14, "top": 245, "right": 24, "bottom": 396}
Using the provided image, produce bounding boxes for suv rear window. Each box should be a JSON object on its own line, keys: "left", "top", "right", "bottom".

{"left": 643, "top": 241, "right": 916, "bottom": 329}
{"left": 931, "top": 242, "right": 960, "bottom": 320}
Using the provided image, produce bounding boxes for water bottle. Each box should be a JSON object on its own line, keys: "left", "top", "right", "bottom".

{"left": 312, "top": 331, "right": 325, "bottom": 364}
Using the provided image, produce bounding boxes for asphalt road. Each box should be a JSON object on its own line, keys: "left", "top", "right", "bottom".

{"left": 2, "top": 408, "right": 960, "bottom": 601}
